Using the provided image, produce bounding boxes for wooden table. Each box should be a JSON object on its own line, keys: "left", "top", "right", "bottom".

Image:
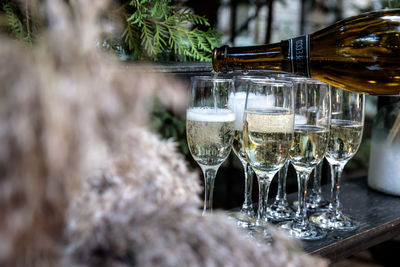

{"left": 289, "top": 177, "right": 400, "bottom": 262}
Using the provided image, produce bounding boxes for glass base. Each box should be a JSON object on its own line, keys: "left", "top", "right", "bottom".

{"left": 308, "top": 201, "right": 330, "bottom": 211}
{"left": 247, "top": 219, "right": 272, "bottom": 243}
{"left": 307, "top": 193, "right": 330, "bottom": 211}
{"left": 278, "top": 220, "right": 327, "bottom": 240}
{"left": 226, "top": 214, "right": 272, "bottom": 243}
{"left": 292, "top": 198, "right": 330, "bottom": 212}
{"left": 227, "top": 210, "right": 257, "bottom": 229}
{"left": 241, "top": 203, "right": 256, "bottom": 217}
{"left": 266, "top": 201, "right": 294, "bottom": 222}
{"left": 309, "top": 210, "right": 359, "bottom": 231}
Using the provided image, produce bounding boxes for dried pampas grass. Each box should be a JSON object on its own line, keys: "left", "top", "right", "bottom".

{"left": 0, "top": 0, "right": 327, "bottom": 266}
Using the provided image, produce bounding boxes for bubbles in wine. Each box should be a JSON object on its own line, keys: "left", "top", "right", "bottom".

{"left": 186, "top": 107, "right": 235, "bottom": 166}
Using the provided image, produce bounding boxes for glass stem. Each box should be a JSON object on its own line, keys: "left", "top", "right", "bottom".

{"left": 202, "top": 168, "right": 217, "bottom": 215}
{"left": 330, "top": 163, "right": 344, "bottom": 215}
{"left": 257, "top": 177, "right": 271, "bottom": 222}
{"left": 296, "top": 171, "right": 310, "bottom": 226}
{"left": 275, "top": 161, "right": 289, "bottom": 203}
{"left": 312, "top": 160, "right": 323, "bottom": 196}
{"left": 241, "top": 161, "right": 254, "bottom": 212}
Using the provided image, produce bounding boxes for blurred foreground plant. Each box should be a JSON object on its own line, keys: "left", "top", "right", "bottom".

{"left": 0, "top": 0, "right": 213, "bottom": 162}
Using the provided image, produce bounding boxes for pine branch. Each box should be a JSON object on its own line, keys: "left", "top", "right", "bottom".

{"left": 121, "top": 0, "right": 221, "bottom": 61}
{"left": 141, "top": 19, "right": 155, "bottom": 56}
{"left": 122, "top": 21, "right": 142, "bottom": 59}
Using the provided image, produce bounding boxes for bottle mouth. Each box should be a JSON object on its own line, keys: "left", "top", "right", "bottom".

{"left": 212, "top": 45, "right": 230, "bottom": 72}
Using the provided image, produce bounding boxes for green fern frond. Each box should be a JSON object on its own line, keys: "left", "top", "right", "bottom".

{"left": 205, "top": 28, "right": 222, "bottom": 49}
{"left": 154, "top": 24, "right": 167, "bottom": 54}
{"left": 121, "top": 0, "right": 221, "bottom": 61}
{"left": 123, "top": 22, "right": 142, "bottom": 58}
{"left": 180, "top": 9, "right": 210, "bottom": 26}
{"left": 2, "top": 2, "right": 33, "bottom": 45}
{"left": 197, "top": 34, "right": 211, "bottom": 53}
{"left": 150, "top": 1, "right": 160, "bottom": 17}
{"left": 127, "top": 9, "right": 143, "bottom": 26}
{"left": 141, "top": 20, "right": 155, "bottom": 55}
{"left": 3, "top": 3, "right": 25, "bottom": 39}
{"left": 151, "top": 0, "right": 172, "bottom": 19}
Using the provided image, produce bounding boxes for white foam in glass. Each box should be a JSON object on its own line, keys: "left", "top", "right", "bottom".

{"left": 186, "top": 107, "right": 235, "bottom": 122}
{"left": 228, "top": 92, "right": 274, "bottom": 130}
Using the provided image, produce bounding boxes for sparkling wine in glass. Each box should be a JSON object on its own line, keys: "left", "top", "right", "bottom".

{"left": 243, "top": 79, "right": 294, "bottom": 231}
{"left": 265, "top": 74, "right": 303, "bottom": 222}
{"left": 279, "top": 79, "right": 330, "bottom": 240}
{"left": 229, "top": 76, "right": 278, "bottom": 224}
{"left": 310, "top": 87, "right": 364, "bottom": 231}
{"left": 186, "top": 76, "right": 235, "bottom": 215}
{"left": 228, "top": 76, "right": 267, "bottom": 226}
{"left": 306, "top": 88, "right": 344, "bottom": 212}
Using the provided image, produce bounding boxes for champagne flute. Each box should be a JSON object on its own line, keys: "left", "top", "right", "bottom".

{"left": 229, "top": 76, "right": 277, "bottom": 222}
{"left": 292, "top": 160, "right": 330, "bottom": 211}
{"left": 310, "top": 87, "right": 364, "bottom": 231}
{"left": 279, "top": 79, "right": 330, "bottom": 240}
{"left": 228, "top": 76, "right": 264, "bottom": 225}
{"left": 306, "top": 160, "right": 330, "bottom": 211}
{"left": 305, "top": 86, "right": 343, "bottom": 211}
{"left": 266, "top": 160, "right": 294, "bottom": 222}
{"left": 264, "top": 74, "right": 299, "bottom": 222}
{"left": 186, "top": 76, "right": 235, "bottom": 215}
{"left": 243, "top": 79, "right": 294, "bottom": 229}
{"left": 287, "top": 79, "right": 330, "bottom": 212}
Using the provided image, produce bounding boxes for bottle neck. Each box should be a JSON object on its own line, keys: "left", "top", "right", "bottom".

{"left": 212, "top": 35, "right": 311, "bottom": 76}
{"left": 212, "top": 42, "right": 289, "bottom": 72}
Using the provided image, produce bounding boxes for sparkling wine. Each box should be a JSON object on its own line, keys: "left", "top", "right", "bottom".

{"left": 289, "top": 125, "right": 329, "bottom": 173}
{"left": 228, "top": 91, "right": 247, "bottom": 162}
{"left": 186, "top": 107, "right": 235, "bottom": 167}
{"left": 228, "top": 91, "right": 269, "bottom": 162}
{"left": 243, "top": 109, "right": 293, "bottom": 174}
{"left": 232, "top": 130, "right": 246, "bottom": 161}
{"left": 326, "top": 119, "right": 363, "bottom": 165}
{"left": 212, "top": 9, "right": 400, "bottom": 95}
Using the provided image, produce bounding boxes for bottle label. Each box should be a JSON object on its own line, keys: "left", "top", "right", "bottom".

{"left": 289, "top": 35, "right": 310, "bottom": 77}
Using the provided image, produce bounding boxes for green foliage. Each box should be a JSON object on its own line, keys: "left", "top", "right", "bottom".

{"left": 1, "top": 2, "right": 32, "bottom": 45}
{"left": 119, "top": 0, "right": 221, "bottom": 61}
{"left": 151, "top": 100, "right": 190, "bottom": 158}
{"left": 1, "top": 0, "right": 220, "bottom": 60}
